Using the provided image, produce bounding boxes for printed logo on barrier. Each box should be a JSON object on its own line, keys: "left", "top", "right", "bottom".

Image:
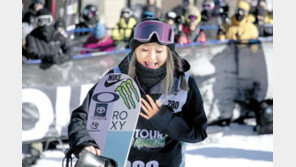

{"left": 115, "top": 78, "right": 140, "bottom": 109}
{"left": 104, "top": 74, "right": 123, "bottom": 87}
{"left": 94, "top": 103, "right": 108, "bottom": 117}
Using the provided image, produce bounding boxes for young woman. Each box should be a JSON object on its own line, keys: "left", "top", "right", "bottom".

{"left": 68, "top": 18, "right": 207, "bottom": 167}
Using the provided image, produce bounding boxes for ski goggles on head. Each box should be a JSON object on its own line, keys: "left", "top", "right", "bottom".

{"left": 133, "top": 20, "right": 175, "bottom": 45}
{"left": 36, "top": 15, "right": 53, "bottom": 26}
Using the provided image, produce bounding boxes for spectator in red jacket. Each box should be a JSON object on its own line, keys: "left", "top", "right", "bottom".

{"left": 81, "top": 23, "right": 115, "bottom": 54}
{"left": 176, "top": 5, "right": 206, "bottom": 44}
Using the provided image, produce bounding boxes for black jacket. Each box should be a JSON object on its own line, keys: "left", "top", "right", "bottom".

{"left": 25, "top": 25, "right": 71, "bottom": 64}
{"left": 68, "top": 53, "right": 207, "bottom": 167}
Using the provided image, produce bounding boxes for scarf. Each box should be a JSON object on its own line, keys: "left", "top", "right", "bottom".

{"left": 135, "top": 60, "right": 166, "bottom": 93}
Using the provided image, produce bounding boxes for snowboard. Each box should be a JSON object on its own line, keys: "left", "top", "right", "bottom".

{"left": 86, "top": 73, "right": 141, "bottom": 167}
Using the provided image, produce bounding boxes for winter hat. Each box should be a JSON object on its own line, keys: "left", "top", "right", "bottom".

{"left": 165, "top": 11, "right": 177, "bottom": 20}
{"left": 36, "top": 8, "right": 53, "bottom": 26}
{"left": 141, "top": 11, "right": 156, "bottom": 19}
{"left": 238, "top": 1, "right": 250, "bottom": 13}
{"left": 93, "top": 23, "right": 106, "bottom": 39}
{"left": 203, "top": 0, "right": 215, "bottom": 10}
{"left": 128, "top": 18, "right": 191, "bottom": 73}
{"left": 121, "top": 7, "right": 133, "bottom": 18}
{"left": 185, "top": 5, "right": 201, "bottom": 24}
{"left": 36, "top": 8, "right": 51, "bottom": 17}
{"left": 54, "top": 19, "right": 65, "bottom": 29}
{"left": 34, "top": 0, "right": 45, "bottom": 5}
{"left": 129, "top": 18, "right": 175, "bottom": 52}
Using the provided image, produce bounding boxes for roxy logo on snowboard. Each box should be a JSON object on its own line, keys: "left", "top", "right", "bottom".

{"left": 104, "top": 74, "right": 123, "bottom": 87}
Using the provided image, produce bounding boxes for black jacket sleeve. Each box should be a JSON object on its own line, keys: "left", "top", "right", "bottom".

{"left": 149, "top": 76, "right": 208, "bottom": 143}
{"left": 25, "top": 35, "right": 43, "bottom": 59}
{"left": 26, "top": 32, "right": 72, "bottom": 60}
{"left": 68, "top": 84, "right": 99, "bottom": 158}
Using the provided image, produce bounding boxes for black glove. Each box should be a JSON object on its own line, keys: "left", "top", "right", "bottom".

{"left": 74, "top": 150, "right": 117, "bottom": 167}
{"left": 39, "top": 54, "right": 54, "bottom": 70}
{"left": 52, "top": 53, "right": 72, "bottom": 64}
{"left": 41, "top": 55, "right": 54, "bottom": 64}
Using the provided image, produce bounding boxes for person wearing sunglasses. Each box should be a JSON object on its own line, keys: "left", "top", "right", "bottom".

{"left": 68, "top": 18, "right": 207, "bottom": 167}
{"left": 177, "top": 5, "right": 206, "bottom": 44}
{"left": 226, "top": 1, "right": 259, "bottom": 40}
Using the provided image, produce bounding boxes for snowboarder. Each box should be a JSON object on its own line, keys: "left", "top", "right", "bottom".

{"left": 68, "top": 18, "right": 208, "bottom": 167}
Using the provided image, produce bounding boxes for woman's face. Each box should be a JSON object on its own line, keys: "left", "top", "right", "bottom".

{"left": 135, "top": 42, "right": 168, "bottom": 70}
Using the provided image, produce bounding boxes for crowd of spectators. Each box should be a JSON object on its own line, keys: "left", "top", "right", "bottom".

{"left": 22, "top": 0, "right": 273, "bottom": 64}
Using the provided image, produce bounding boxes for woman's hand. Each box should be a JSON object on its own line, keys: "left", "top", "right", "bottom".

{"left": 79, "top": 146, "right": 101, "bottom": 158}
{"left": 140, "top": 95, "right": 162, "bottom": 120}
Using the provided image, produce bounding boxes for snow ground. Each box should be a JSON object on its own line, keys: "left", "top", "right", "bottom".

{"left": 32, "top": 119, "right": 273, "bottom": 167}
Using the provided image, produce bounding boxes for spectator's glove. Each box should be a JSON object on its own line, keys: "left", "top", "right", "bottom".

{"left": 41, "top": 54, "right": 54, "bottom": 63}
{"left": 40, "top": 55, "right": 55, "bottom": 70}
{"left": 53, "top": 53, "right": 72, "bottom": 64}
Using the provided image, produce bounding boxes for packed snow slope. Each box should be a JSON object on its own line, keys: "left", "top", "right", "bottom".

{"left": 32, "top": 119, "right": 273, "bottom": 167}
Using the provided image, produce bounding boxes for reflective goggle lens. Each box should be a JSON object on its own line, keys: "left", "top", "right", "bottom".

{"left": 36, "top": 16, "right": 52, "bottom": 26}
{"left": 133, "top": 20, "right": 174, "bottom": 44}
{"left": 188, "top": 15, "right": 198, "bottom": 21}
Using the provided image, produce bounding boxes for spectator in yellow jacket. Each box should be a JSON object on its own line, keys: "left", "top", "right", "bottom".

{"left": 111, "top": 7, "right": 138, "bottom": 49}
{"left": 226, "top": 1, "right": 258, "bottom": 40}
